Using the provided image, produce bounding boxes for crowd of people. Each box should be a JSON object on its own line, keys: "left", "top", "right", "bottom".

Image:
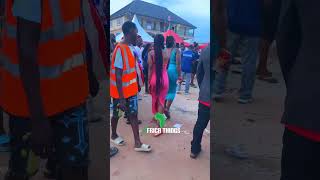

{"left": 110, "top": 21, "right": 211, "bottom": 158}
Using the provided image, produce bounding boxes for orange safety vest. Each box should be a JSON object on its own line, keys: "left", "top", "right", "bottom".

{"left": 0, "top": 0, "right": 89, "bottom": 117}
{"left": 110, "top": 43, "right": 138, "bottom": 99}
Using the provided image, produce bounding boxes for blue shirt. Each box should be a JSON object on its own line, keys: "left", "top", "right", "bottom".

{"left": 12, "top": 0, "right": 41, "bottom": 23}
{"left": 227, "top": 0, "right": 262, "bottom": 37}
{"left": 181, "top": 50, "right": 196, "bottom": 73}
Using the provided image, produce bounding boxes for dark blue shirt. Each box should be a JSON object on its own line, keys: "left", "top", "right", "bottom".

{"left": 181, "top": 50, "right": 196, "bottom": 73}
{"left": 227, "top": 0, "right": 262, "bottom": 37}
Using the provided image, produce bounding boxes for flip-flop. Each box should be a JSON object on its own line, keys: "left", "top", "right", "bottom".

{"left": 225, "top": 145, "right": 249, "bottom": 159}
{"left": 134, "top": 144, "right": 151, "bottom": 152}
{"left": 110, "top": 147, "right": 119, "bottom": 158}
{"left": 111, "top": 136, "right": 125, "bottom": 146}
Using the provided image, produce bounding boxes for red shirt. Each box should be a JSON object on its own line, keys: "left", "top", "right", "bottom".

{"left": 286, "top": 124, "right": 320, "bottom": 142}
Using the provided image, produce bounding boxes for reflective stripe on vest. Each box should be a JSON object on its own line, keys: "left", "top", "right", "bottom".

{"left": 5, "top": 19, "right": 83, "bottom": 43}
{"left": 110, "top": 78, "right": 137, "bottom": 87}
{"left": 0, "top": 53, "right": 85, "bottom": 79}
{"left": 0, "top": 0, "right": 89, "bottom": 117}
{"left": 110, "top": 44, "right": 138, "bottom": 98}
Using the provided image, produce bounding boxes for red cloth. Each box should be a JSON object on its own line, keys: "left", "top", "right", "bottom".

{"left": 199, "top": 100, "right": 210, "bottom": 107}
{"left": 88, "top": 1, "right": 109, "bottom": 76}
{"left": 286, "top": 124, "right": 320, "bottom": 142}
{"left": 163, "top": 30, "right": 185, "bottom": 44}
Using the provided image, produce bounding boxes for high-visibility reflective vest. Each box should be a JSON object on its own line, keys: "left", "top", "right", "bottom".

{"left": 110, "top": 43, "right": 138, "bottom": 99}
{"left": 0, "top": 0, "right": 89, "bottom": 117}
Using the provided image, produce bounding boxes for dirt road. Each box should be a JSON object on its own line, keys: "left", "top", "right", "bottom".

{"left": 213, "top": 51, "right": 284, "bottom": 180}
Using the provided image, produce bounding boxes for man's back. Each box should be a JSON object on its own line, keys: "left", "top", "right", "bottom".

{"left": 181, "top": 50, "right": 194, "bottom": 73}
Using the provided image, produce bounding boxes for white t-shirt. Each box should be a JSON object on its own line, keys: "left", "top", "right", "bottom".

{"left": 114, "top": 45, "right": 135, "bottom": 69}
{"left": 134, "top": 46, "right": 143, "bottom": 65}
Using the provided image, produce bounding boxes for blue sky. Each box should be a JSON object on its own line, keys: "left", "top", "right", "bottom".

{"left": 110, "top": 0, "right": 210, "bottom": 43}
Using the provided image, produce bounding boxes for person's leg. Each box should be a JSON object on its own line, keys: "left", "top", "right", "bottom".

{"left": 177, "top": 72, "right": 185, "bottom": 92}
{"left": 184, "top": 73, "right": 192, "bottom": 94}
{"left": 6, "top": 116, "right": 39, "bottom": 180}
{"left": 191, "top": 61, "right": 198, "bottom": 87}
{"left": 238, "top": 36, "right": 259, "bottom": 102}
{"left": 127, "top": 95, "right": 143, "bottom": 148}
{"left": 257, "top": 38, "right": 272, "bottom": 76}
{"left": 191, "top": 103, "right": 210, "bottom": 157}
{"left": 281, "top": 129, "right": 316, "bottom": 180}
{"left": 213, "top": 31, "right": 240, "bottom": 97}
{"left": 53, "top": 105, "right": 89, "bottom": 180}
{"left": 111, "top": 99, "right": 120, "bottom": 139}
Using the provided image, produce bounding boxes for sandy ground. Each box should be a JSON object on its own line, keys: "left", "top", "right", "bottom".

{"left": 213, "top": 47, "right": 284, "bottom": 180}
{"left": 110, "top": 86, "right": 210, "bottom": 180}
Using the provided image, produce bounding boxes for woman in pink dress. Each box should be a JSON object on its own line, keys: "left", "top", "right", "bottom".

{"left": 148, "top": 34, "right": 169, "bottom": 135}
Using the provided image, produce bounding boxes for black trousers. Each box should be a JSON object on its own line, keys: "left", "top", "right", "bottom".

{"left": 191, "top": 103, "right": 210, "bottom": 154}
{"left": 281, "top": 128, "right": 320, "bottom": 180}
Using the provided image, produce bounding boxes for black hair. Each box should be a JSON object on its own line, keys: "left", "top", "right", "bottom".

{"left": 122, "top": 21, "right": 137, "bottom": 35}
{"left": 166, "top": 36, "right": 175, "bottom": 48}
{"left": 154, "top": 34, "right": 165, "bottom": 96}
{"left": 142, "top": 43, "right": 151, "bottom": 60}
{"left": 176, "top": 43, "right": 180, "bottom": 48}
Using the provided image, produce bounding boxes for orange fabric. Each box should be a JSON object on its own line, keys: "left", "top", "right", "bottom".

{"left": 110, "top": 43, "right": 138, "bottom": 99}
{"left": 0, "top": 0, "right": 89, "bottom": 117}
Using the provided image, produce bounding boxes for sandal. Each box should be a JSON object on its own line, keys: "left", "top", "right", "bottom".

{"left": 111, "top": 136, "right": 125, "bottom": 146}
{"left": 134, "top": 144, "right": 152, "bottom": 152}
{"left": 110, "top": 146, "right": 119, "bottom": 158}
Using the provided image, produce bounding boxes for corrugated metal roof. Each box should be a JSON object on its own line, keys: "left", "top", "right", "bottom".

{"left": 111, "top": 0, "right": 196, "bottom": 29}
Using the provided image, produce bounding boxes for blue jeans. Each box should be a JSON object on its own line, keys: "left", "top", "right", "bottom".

{"left": 178, "top": 72, "right": 191, "bottom": 93}
{"left": 213, "top": 32, "right": 259, "bottom": 99}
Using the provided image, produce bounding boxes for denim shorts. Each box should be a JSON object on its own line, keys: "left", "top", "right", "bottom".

{"left": 8, "top": 105, "right": 89, "bottom": 178}
{"left": 112, "top": 95, "right": 138, "bottom": 118}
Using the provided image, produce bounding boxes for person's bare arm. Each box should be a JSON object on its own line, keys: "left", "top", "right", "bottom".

{"left": 213, "top": 0, "right": 227, "bottom": 49}
{"left": 17, "top": 17, "right": 52, "bottom": 155}
{"left": 176, "top": 49, "right": 182, "bottom": 78}
{"left": 17, "top": 18, "right": 44, "bottom": 122}
{"left": 115, "top": 67, "right": 124, "bottom": 99}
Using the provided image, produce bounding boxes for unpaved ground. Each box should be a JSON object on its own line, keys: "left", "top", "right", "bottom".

{"left": 110, "top": 86, "right": 210, "bottom": 180}
{"left": 213, "top": 49, "right": 284, "bottom": 180}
